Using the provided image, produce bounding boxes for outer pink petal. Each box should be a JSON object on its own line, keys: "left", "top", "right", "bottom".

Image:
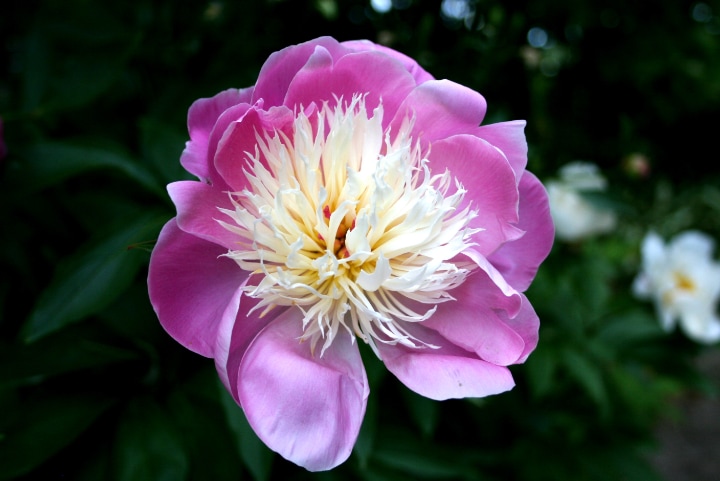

{"left": 476, "top": 120, "right": 528, "bottom": 181}
{"left": 214, "top": 105, "right": 296, "bottom": 191}
{"left": 283, "top": 49, "right": 417, "bottom": 121}
{"left": 214, "top": 289, "right": 283, "bottom": 400}
{"left": 377, "top": 325, "right": 515, "bottom": 400}
{"left": 181, "top": 88, "right": 253, "bottom": 182}
{"left": 148, "top": 220, "right": 247, "bottom": 357}
{"left": 496, "top": 295, "right": 540, "bottom": 364}
{"left": 422, "top": 273, "right": 526, "bottom": 366}
{"left": 237, "top": 311, "right": 369, "bottom": 471}
{"left": 488, "top": 172, "right": 554, "bottom": 291}
{"left": 341, "top": 39, "right": 435, "bottom": 85}
{"left": 252, "top": 36, "right": 350, "bottom": 107}
{"left": 168, "top": 181, "right": 238, "bottom": 250}
{"left": 429, "top": 134, "right": 522, "bottom": 255}
{"left": 389, "top": 80, "right": 487, "bottom": 145}
{"left": 460, "top": 248, "right": 522, "bottom": 315}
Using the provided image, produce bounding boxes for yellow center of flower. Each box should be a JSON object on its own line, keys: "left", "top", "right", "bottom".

{"left": 674, "top": 272, "right": 696, "bottom": 292}
{"left": 219, "top": 95, "right": 478, "bottom": 355}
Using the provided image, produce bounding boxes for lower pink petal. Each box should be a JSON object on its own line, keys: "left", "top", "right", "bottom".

{"left": 237, "top": 311, "right": 369, "bottom": 471}
{"left": 215, "top": 289, "right": 283, "bottom": 400}
{"left": 496, "top": 295, "right": 540, "bottom": 364}
{"left": 423, "top": 274, "right": 526, "bottom": 366}
{"left": 488, "top": 172, "right": 554, "bottom": 291}
{"left": 377, "top": 333, "right": 515, "bottom": 400}
{"left": 148, "top": 220, "right": 247, "bottom": 357}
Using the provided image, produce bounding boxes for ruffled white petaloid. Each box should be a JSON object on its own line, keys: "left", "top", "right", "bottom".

{"left": 218, "top": 96, "right": 479, "bottom": 355}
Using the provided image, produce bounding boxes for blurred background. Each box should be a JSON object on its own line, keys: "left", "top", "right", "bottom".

{"left": 1, "top": 0, "right": 719, "bottom": 480}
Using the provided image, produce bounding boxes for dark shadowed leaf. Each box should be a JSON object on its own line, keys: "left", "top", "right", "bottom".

{"left": 0, "top": 325, "right": 139, "bottom": 387}
{"left": 218, "top": 380, "right": 274, "bottom": 481}
{"left": 402, "top": 388, "right": 439, "bottom": 438}
{"left": 353, "top": 388, "right": 377, "bottom": 469}
{"left": 8, "top": 141, "right": 164, "bottom": 197}
{"left": 114, "top": 397, "right": 188, "bottom": 481}
{"left": 561, "top": 348, "right": 609, "bottom": 414}
{"left": 139, "top": 117, "right": 193, "bottom": 185}
{"left": 167, "top": 368, "right": 244, "bottom": 481}
{"left": 0, "top": 392, "right": 114, "bottom": 480}
{"left": 21, "top": 212, "right": 167, "bottom": 342}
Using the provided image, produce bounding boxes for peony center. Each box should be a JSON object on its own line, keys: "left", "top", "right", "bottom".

{"left": 218, "top": 95, "right": 479, "bottom": 355}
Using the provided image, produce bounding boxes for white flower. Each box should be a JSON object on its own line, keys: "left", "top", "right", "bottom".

{"left": 633, "top": 231, "right": 720, "bottom": 344}
{"left": 546, "top": 161, "right": 616, "bottom": 241}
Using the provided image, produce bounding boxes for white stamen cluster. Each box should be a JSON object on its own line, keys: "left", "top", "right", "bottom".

{"left": 219, "top": 95, "right": 479, "bottom": 355}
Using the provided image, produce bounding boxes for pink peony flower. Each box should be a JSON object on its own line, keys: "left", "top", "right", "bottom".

{"left": 148, "top": 36, "right": 554, "bottom": 471}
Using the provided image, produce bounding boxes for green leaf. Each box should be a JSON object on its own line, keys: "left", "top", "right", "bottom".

{"left": 0, "top": 326, "right": 140, "bottom": 387}
{"left": 167, "top": 368, "right": 244, "bottom": 481}
{"left": 21, "top": 212, "right": 167, "bottom": 342}
{"left": 19, "top": 5, "right": 138, "bottom": 113}
{"left": 353, "top": 389, "right": 378, "bottom": 469}
{"left": 9, "top": 141, "right": 164, "bottom": 197}
{"left": 218, "top": 380, "right": 274, "bottom": 481}
{"left": 561, "top": 348, "right": 609, "bottom": 414}
{"left": 525, "top": 343, "right": 559, "bottom": 399}
{"left": 114, "top": 397, "right": 188, "bottom": 481}
{"left": 0, "top": 392, "right": 114, "bottom": 480}
{"left": 139, "top": 117, "right": 193, "bottom": 185}
{"left": 595, "top": 309, "right": 665, "bottom": 348}
{"left": 372, "top": 428, "right": 480, "bottom": 480}
{"left": 402, "top": 388, "right": 439, "bottom": 438}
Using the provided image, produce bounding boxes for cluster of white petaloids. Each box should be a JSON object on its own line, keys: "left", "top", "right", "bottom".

{"left": 219, "top": 96, "right": 479, "bottom": 355}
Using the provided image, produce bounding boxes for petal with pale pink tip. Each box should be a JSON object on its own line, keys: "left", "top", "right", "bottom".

{"left": 237, "top": 311, "right": 369, "bottom": 471}
{"left": 377, "top": 326, "right": 515, "bottom": 400}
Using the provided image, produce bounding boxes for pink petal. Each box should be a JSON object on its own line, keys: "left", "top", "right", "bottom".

{"left": 377, "top": 326, "right": 515, "bottom": 400}
{"left": 252, "top": 37, "right": 349, "bottom": 107}
{"left": 168, "top": 181, "right": 239, "bottom": 250}
{"left": 214, "top": 289, "right": 282, "bottom": 400}
{"left": 488, "top": 172, "right": 554, "bottom": 291}
{"left": 148, "top": 220, "right": 247, "bottom": 357}
{"left": 181, "top": 88, "right": 253, "bottom": 182}
{"left": 283, "top": 49, "right": 417, "bottom": 121}
{"left": 460, "top": 248, "right": 522, "bottom": 315}
{"left": 476, "top": 120, "right": 528, "bottom": 182}
{"left": 422, "top": 273, "right": 526, "bottom": 366}
{"left": 341, "top": 39, "right": 435, "bottom": 85}
{"left": 237, "top": 311, "right": 369, "bottom": 471}
{"left": 429, "top": 134, "right": 522, "bottom": 256}
{"left": 495, "top": 295, "right": 540, "bottom": 364}
{"left": 214, "top": 105, "right": 296, "bottom": 192}
{"left": 389, "top": 80, "right": 487, "bottom": 145}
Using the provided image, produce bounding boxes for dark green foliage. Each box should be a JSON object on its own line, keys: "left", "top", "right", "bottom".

{"left": 1, "top": 1, "right": 719, "bottom": 480}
